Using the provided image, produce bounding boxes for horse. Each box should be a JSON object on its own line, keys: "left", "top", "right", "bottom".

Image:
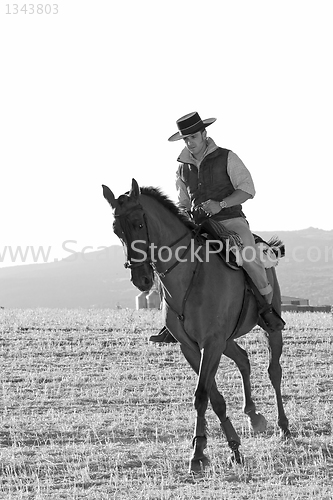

{"left": 102, "top": 178, "right": 290, "bottom": 473}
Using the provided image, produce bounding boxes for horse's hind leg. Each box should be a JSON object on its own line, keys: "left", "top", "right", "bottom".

{"left": 223, "top": 340, "right": 267, "bottom": 433}
{"left": 264, "top": 328, "right": 290, "bottom": 438}
{"left": 263, "top": 267, "right": 290, "bottom": 438}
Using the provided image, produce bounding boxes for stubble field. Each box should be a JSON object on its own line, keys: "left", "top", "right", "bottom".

{"left": 0, "top": 308, "right": 332, "bottom": 499}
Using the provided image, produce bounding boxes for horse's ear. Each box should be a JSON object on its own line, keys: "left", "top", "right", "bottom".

{"left": 102, "top": 184, "right": 116, "bottom": 208}
{"left": 129, "top": 178, "right": 140, "bottom": 199}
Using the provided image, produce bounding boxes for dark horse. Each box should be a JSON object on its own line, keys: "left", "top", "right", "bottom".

{"left": 102, "top": 179, "right": 290, "bottom": 473}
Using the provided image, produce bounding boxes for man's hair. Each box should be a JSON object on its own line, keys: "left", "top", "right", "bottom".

{"left": 184, "top": 128, "right": 207, "bottom": 139}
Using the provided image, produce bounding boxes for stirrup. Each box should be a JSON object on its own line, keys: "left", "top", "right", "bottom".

{"left": 149, "top": 327, "right": 177, "bottom": 343}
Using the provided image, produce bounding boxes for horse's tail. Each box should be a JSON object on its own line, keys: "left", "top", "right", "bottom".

{"left": 267, "top": 237, "right": 285, "bottom": 259}
{"left": 254, "top": 234, "right": 285, "bottom": 268}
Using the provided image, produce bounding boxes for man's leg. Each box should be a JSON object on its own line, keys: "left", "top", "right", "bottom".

{"left": 221, "top": 218, "right": 285, "bottom": 332}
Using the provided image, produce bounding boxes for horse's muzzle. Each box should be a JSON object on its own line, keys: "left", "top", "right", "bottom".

{"left": 131, "top": 264, "right": 154, "bottom": 292}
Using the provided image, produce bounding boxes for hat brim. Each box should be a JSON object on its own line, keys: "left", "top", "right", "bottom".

{"left": 168, "top": 118, "right": 216, "bottom": 142}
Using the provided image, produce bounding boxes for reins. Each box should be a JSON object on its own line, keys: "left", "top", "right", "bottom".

{"left": 152, "top": 231, "right": 192, "bottom": 279}
{"left": 162, "top": 254, "right": 201, "bottom": 324}
{"left": 153, "top": 226, "right": 203, "bottom": 331}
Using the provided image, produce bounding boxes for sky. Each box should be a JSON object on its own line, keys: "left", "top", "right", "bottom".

{"left": 1, "top": 0, "right": 332, "bottom": 267}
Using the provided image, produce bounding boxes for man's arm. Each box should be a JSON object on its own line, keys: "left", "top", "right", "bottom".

{"left": 201, "top": 151, "right": 255, "bottom": 215}
{"left": 175, "top": 170, "right": 191, "bottom": 210}
{"left": 227, "top": 151, "right": 255, "bottom": 198}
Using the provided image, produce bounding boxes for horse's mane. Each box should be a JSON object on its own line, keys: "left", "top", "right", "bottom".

{"left": 140, "top": 186, "right": 196, "bottom": 230}
{"left": 139, "top": 186, "right": 285, "bottom": 259}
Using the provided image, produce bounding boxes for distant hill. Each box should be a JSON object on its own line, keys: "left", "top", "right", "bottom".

{"left": 0, "top": 246, "right": 137, "bottom": 309}
{"left": 0, "top": 228, "right": 332, "bottom": 308}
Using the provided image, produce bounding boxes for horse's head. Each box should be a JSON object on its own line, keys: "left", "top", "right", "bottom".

{"left": 102, "top": 178, "right": 155, "bottom": 292}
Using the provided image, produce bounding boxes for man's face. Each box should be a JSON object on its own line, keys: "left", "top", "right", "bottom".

{"left": 183, "top": 130, "right": 206, "bottom": 157}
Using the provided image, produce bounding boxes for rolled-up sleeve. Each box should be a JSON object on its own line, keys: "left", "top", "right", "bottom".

{"left": 175, "top": 168, "right": 191, "bottom": 210}
{"left": 227, "top": 151, "right": 256, "bottom": 198}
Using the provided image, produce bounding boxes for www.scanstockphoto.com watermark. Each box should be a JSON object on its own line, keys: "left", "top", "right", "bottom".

{"left": 0, "top": 240, "right": 333, "bottom": 266}
{"left": 129, "top": 239, "right": 263, "bottom": 265}
{"left": 127, "top": 240, "right": 333, "bottom": 265}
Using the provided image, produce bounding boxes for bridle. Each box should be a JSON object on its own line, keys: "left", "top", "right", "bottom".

{"left": 114, "top": 203, "right": 150, "bottom": 270}
{"left": 115, "top": 203, "right": 193, "bottom": 278}
{"left": 115, "top": 201, "right": 203, "bottom": 327}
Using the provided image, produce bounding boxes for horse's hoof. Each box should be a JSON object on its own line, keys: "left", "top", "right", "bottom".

{"left": 280, "top": 427, "right": 291, "bottom": 440}
{"left": 248, "top": 412, "right": 267, "bottom": 434}
{"left": 189, "top": 455, "right": 210, "bottom": 474}
{"left": 227, "top": 450, "right": 244, "bottom": 467}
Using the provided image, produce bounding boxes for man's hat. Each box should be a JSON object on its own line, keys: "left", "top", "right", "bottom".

{"left": 168, "top": 111, "right": 216, "bottom": 142}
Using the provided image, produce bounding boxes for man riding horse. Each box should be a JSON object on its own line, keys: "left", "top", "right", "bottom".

{"left": 150, "top": 111, "right": 285, "bottom": 343}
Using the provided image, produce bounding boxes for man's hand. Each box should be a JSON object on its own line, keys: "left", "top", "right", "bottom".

{"left": 201, "top": 199, "right": 223, "bottom": 215}
{"left": 200, "top": 190, "right": 252, "bottom": 215}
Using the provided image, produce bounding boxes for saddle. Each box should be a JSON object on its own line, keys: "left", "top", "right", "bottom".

{"left": 198, "top": 220, "right": 242, "bottom": 270}
{"left": 199, "top": 220, "right": 276, "bottom": 271}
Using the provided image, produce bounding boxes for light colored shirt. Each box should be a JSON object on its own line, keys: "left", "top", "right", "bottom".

{"left": 175, "top": 137, "right": 255, "bottom": 210}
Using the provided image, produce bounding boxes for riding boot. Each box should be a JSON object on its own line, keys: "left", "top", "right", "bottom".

{"left": 259, "top": 304, "right": 286, "bottom": 333}
{"left": 245, "top": 275, "right": 285, "bottom": 333}
{"left": 149, "top": 326, "right": 177, "bottom": 343}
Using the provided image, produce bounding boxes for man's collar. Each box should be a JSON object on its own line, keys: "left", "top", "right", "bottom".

{"left": 178, "top": 137, "right": 218, "bottom": 164}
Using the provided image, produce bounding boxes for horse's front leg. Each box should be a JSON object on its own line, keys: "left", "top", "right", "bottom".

{"left": 210, "top": 381, "right": 243, "bottom": 465}
{"left": 190, "top": 343, "right": 224, "bottom": 473}
{"left": 191, "top": 416, "right": 209, "bottom": 472}
{"left": 181, "top": 342, "right": 242, "bottom": 470}
{"left": 178, "top": 343, "right": 209, "bottom": 472}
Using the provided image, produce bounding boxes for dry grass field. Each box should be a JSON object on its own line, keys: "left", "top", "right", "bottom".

{"left": 0, "top": 308, "right": 332, "bottom": 499}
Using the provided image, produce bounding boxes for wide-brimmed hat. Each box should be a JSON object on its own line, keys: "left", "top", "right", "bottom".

{"left": 168, "top": 111, "right": 216, "bottom": 142}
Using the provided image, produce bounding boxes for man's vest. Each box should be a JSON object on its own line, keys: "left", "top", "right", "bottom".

{"left": 178, "top": 147, "right": 245, "bottom": 222}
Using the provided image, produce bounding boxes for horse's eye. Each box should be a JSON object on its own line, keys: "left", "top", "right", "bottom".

{"left": 138, "top": 223, "right": 144, "bottom": 229}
